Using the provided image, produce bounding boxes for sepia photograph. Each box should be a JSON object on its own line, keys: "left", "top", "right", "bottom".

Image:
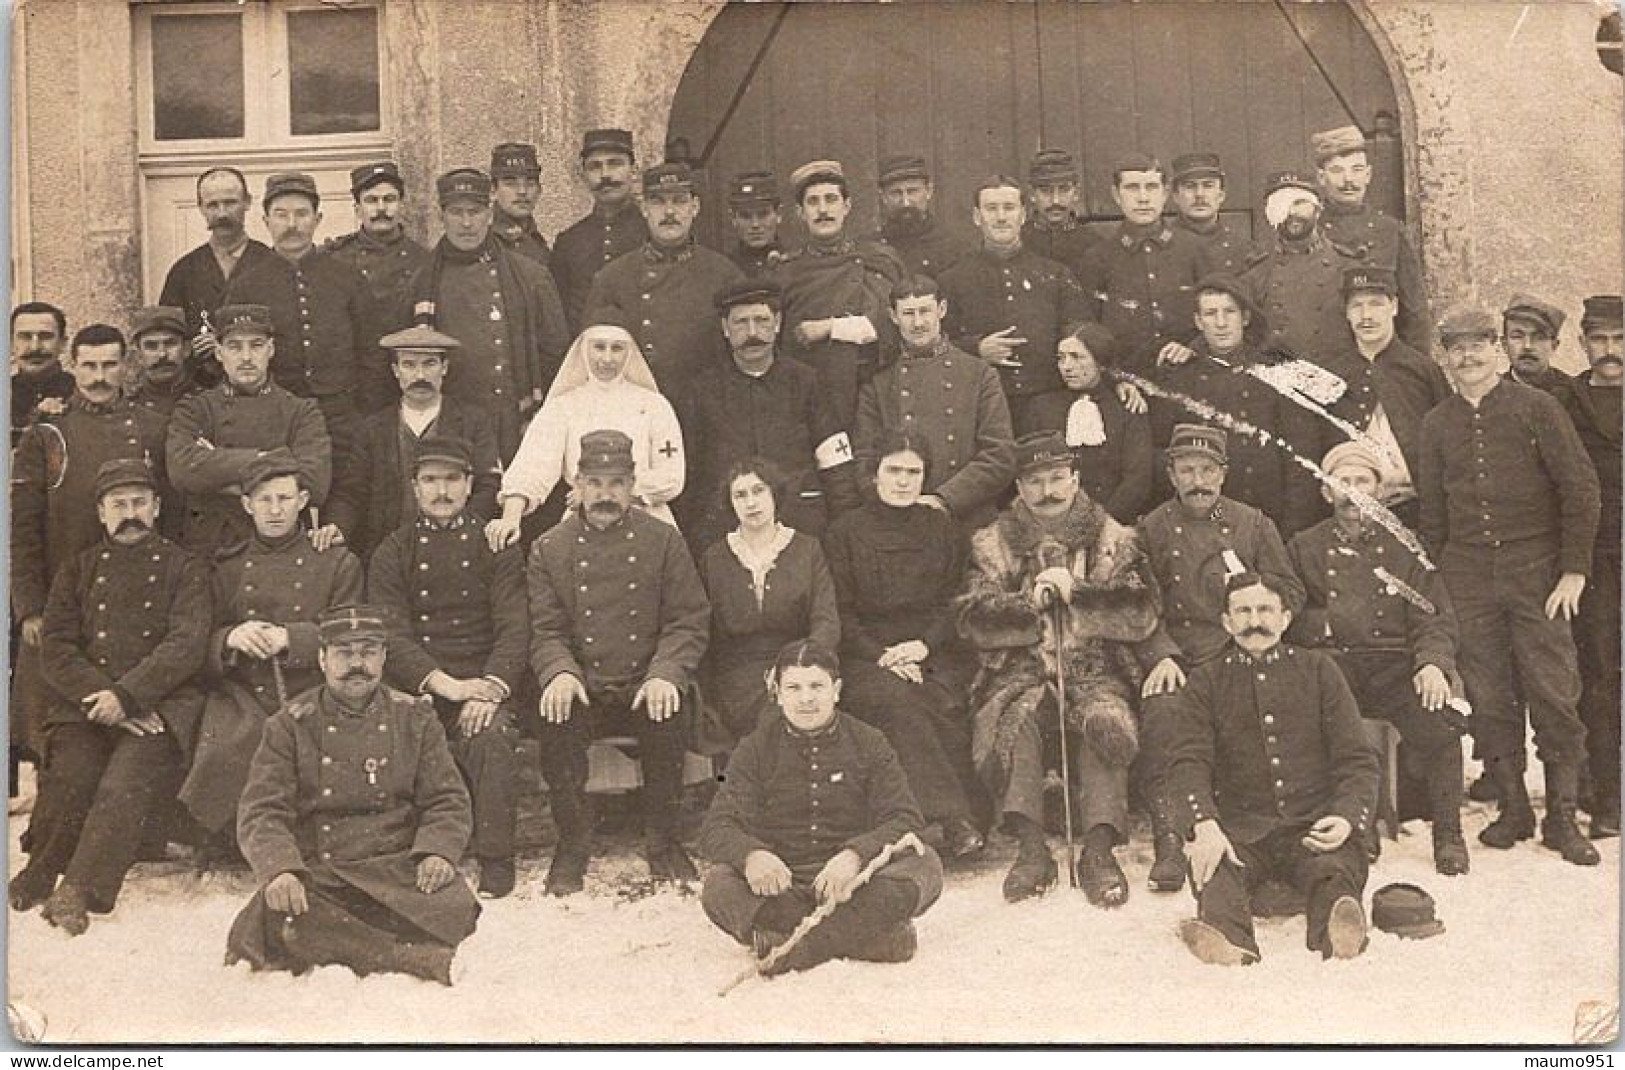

{"left": 3, "top": 0, "right": 1622, "bottom": 1047}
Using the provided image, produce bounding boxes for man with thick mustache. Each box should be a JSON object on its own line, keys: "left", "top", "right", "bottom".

{"left": 725, "top": 170, "right": 788, "bottom": 277}
{"left": 1168, "top": 153, "right": 1259, "bottom": 277}
{"left": 585, "top": 161, "right": 743, "bottom": 388}
{"left": 129, "top": 305, "right": 202, "bottom": 419}
{"left": 1501, "top": 293, "right": 1573, "bottom": 396}
{"left": 872, "top": 154, "right": 972, "bottom": 280}
{"left": 1136, "top": 425, "right": 1304, "bottom": 893}
{"left": 1021, "top": 149, "right": 1098, "bottom": 283}
{"left": 8, "top": 460, "right": 208, "bottom": 936}
{"left": 487, "top": 143, "right": 552, "bottom": 267}
{"left": 550, "top": 129, "right": 649, "bottom": 334}
{"left": 226, "top": 604, "right": 479, "bottom": 985}
{"left": 10, "top": 301, "right": 73, "bottom": 447}
{"left": 528, "top": 430, "right": 710, "bottom": 895}
{"left": 327, "top": 324, "right": 500, "bottom": 559}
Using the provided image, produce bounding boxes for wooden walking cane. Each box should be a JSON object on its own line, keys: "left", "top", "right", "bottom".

{"left": 1051, "top": 599, "right": 1077, "bottom": 890}
{"left": 716, "top": 831, "right": 926, "bottom": 997}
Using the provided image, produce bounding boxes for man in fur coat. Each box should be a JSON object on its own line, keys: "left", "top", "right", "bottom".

{"left": 958, "top": 430, "right": 1176, "bottom": 906}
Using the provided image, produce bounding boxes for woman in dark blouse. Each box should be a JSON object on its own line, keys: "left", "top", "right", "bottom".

{"left": 823, "top": 432, "right": 986, "bottom": 859}
{"left": 699, "top": 458, "right": 840, "bottom": 753}
{"left": 1025, "top": 322, "right": 1153, "bottom": 523}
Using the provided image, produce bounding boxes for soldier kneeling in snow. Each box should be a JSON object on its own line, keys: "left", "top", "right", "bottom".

{"left": 225, "top": 605, "right": 479, "bottom": 985}
{"left": 698, "top": 641, "right": 944, "bottom": 976}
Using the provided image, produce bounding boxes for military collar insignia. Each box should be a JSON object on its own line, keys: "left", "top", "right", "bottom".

{"left": 643, "top": 240, "right": 696, "bottom": 265}
{"left": 1118, "top": 225, "right": 1173, "bottom": 250}
{"left": 416, "top": 513, "right": 470, "bottom": 532}
{"left": 1227, "top": 644, "right": 1284, "bottom": 666}
{"left": 806, "top": 238, "right": 858, "bottom": 259}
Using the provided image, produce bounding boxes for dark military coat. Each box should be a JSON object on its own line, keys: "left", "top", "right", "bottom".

{"left": 158, "top": 240, "right": 292, "bottom": 360}
{"left": 131, "top": 372, "right": 205, "bottom": 423}
{"left": 550, "top": 204, "right": 649, "bottom": 334}
{"left": 263, "top": 250, "right": 371, "bottom": 405}
{"left": 728, "top": 240, "right": 788, "bottom": 278}
{"left": 1319, "top": 202, "right": 1432, "bottom": 353}
{"left": 1241, "top": 234, "right": 1362, "bottom": 366}
{"left": 1021, "top": 214, "right": 1099, "bottom": 283}
{"left": 1174, "top": 215, "right": 1261, "bottom": 277}
{"left": 1351, "top": 335, "right": 1453, "bottom": 485}
{"left": 939, "top": 245, "right": 1088, "bottom": 403}
{"left": 584, "top": 240, "right": 744, "bottom": 391}
{"left": 491, "top": 216, "right": 553, "bottom": 268}
{"left": 10, "top": 366, "right": 74, "bottom": 449}
{"left": 877, "top": 214, "right": 974, "bottom": 280}
{"left": 1561, "top": 371, "right": 1623, "bottom": 556}
{"left": 323, "top": 227, "right": 432, "bottom": 410}
{"left": 1509, "top": 365, "right": 1576, "bottom": 398}
{"left": 1074, "top": 223, "right": 1215, "bottom": 379}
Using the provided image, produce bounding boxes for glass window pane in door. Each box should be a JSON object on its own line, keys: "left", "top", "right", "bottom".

{"left": 287, "top": 9, "right": 381, "bottom": 136}
{"left": 151, "top": 14, "right": 245, "bottom": 141}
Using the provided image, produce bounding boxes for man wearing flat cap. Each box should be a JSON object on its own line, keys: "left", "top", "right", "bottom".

{"left": 180, "top": 449, "right": 363, "bottom": 851}
{"left": 725, "top": 170, "right": 788, "bottom": 277}
{"left": 770, "top": 160, "right": 906, "bottom": 429}
{"left": 368, "top": 435, "right": 527, "bottom": 898}
{"left": 167, "top": 304, "right": 332, "bottom": 553}
{"left": 129, "top": 305, "right": 202, "bottom": 418}
{"left": 1022, "top": 149, "right": 1100, "bottom": 282}
{"left": 585, "top": 160, "right": 743, "bottom": 389}
{"left": 1562, "top": 294, "right": 1624, "bottom": 837}
{"left": 327, "top": 323, "right": 501, "bottom": 560}
{"left": 8, "top": 459, "right": 209, "bottom": 936}
{"left": 551, "top": 129, "right": 649, "bottom": 334}
{"left": 1287, "top": 442, "right": 1470, "bottom": 875}
{"left": 1419, "top": 303, "right": 1601, "bottom": 867}
{"left": 1311, "top": 124, "right": 1432, "bottom": 353}
{"left": 1502, "top": 293, "right": 1573, "bottom": 396}
{"left": 226, "top": 604, "right": 479, "bottom": 985}
{"left": 404, "top": 167, "right": 570, "bottom": 461}
{"left": 10, "top": 300, "right": 74, "bottom": 449}
{"left": 675, "top": 279, "right": 861, "bottom": 551}
{"left": 873, "top": 153, "right": 972, "bottom": 280}
{"left": 488, "top": 142, "right": 552, "bottom": 267}
{"left": 528, "top": 430, "right": 711, "bottom": 895}
{"left": 1169, "top": 153, "right": 1260, "bottom": 277}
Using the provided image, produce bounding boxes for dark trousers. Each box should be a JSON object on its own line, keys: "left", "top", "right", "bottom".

{"left": 995, "top": 713, "right": 1129, "bottom": 839}
{"left": 701, "top": 848, "right": 943, "bottom": 947}
{"left": 434, "top": 701, "right": 519, "bottom": 860}
{"left": 22, "top": 721, "right": 180, "bottom": 911}
{"left": 1575, "top": 550, "right": 1621, "bottom": 802}
{"left": 536, "top": 684, "right": 688, "bottom": 848}
{"left": 1194, "top": 825, "right": 1369, "bottom": 958}
{"left": 1445, "top": 546, "right": 1587, "bottom": 769}
{"left": 1331, "top": 650, "right": 1464, "bottom": 828}
{"left": 842, "top": 660, "right": 979, "bottom": 825}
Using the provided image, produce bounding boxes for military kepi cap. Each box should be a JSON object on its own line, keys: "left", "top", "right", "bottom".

{"left": 1028, "top": 148, "right": 1079, "bottom": 185}
{"left": 1014, "top": 430, "right": 1073, "bottom": 476}
{"left": 437, "top": 168, "right": 492, "bottom": 207}
{"left": 413, "top": 435, "right": 474, "bottom": 474}
{"left": 1503, "top": 293, "right": 1567, "bottom": 338}
{"left": 1437, "top": 303, "right": 1499, "bottom": 343}
{"left": 489, "top": 142, "right": 541, "bottom": 179}
{"left": 790, "top": 160, "right": 846, "bottom": 201}
{"left": 94, "top": 458, "right": 156, "bottom": 501}
{"left": 263, "top": 171, "right": 320, "bottom": 210}
{"left": 214, "top": 304, "right": 274, "bottom": 340}
{"left": 130, "top": 305, "right": 187, "bottom": 340}
{"left": 1265, "top": 170, "right": 1320, "bottom": 199}
{"left": 380, "top": 323, "right": 461, "bottom": 353}
{"left": 715, "top": 278, "right": 783, "bottom": 312}
{"left": 877, "top": 153, "right": 930, "bottom": 186}
{"left": 577, "top": 429, "right": 636, "bottom": 477}
{"left": 728, "top": 170, "right": 780, "bottom": 208}
{"left": 1171, "top": 152, "right": 1224, "bottom": 185}
{"left": 241, "top": 448, "right": 305, "bottom": 495}
{"left": 318, "top": 604, "right": 390, "bottom": 646}
{"left": 580, "top": 128, "right": 635, "bottom": 160}
{"left": 350, "top": 161, "right": 404, "bottom": 197}
{"left": 1166, "top": 424, "right": 1228, "bottom": 465}
{"left": 1582, "top": 294, "right": 1624, "bottom": 330}
{"left": 1343, "top": 266, "right": 1398, "bottom": 298}
{"left": 1371, "top": 882, "right": 1445, "bottom": 940}
{"left": 642, "top": 161, "right": 696, "bottom": 194}
{"left": 1311, "top": 124, "right": 1368, "bottom": 164}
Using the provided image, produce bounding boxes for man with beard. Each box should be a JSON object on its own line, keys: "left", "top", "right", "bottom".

{"left": 166, "top": 305, "right": 331, "bottom": 553}
{"left": 1287, "top": 442, "right": 1470, "bottom": 875}
{"left": 1241, "top": 171, "right": 1362, "bottom": 368}
{"left": 855, "top": 275, "right": 1015, "bottom": 530}
{"left": 369, "top": 436, "right": 526, "bottom": 898}
{"left": 873, "top": 154, "right": 971, "bottom": 280}
{"left": 676, "top": 280, "right": 860, "bottom": 551}
{"left": 528, "top": 430, "right": 710, "bottom": 895}
{"left": 407, "top": 168, "right": 569, "bottom": 461}
{"left": 725, "top": 170, "right": 787, "bottom": 277}
{"left": 958, "top": 431, "right": 1173, "bottom": 905}
{"left": 939, "top": 176, "right": 1090, "bottom": 436}
{"left": 1561, "top": 295, "right": 1623, "bottom": 838}
{"left": 226, "top": 604, "right": 479, "bottom": 985}
{"left": 323, "top": 161, "right": 431, "bottom": 411}
{"left": 1165, "top": 572, "right": 1378, "bottom": 966}
{"left": 327, "top": 324, "right": 500, "bottom": 560}
{"left": 1021, "top": 149, "right": 1097, "bottom": 283}
{"left": 1168, "top": 153, "right": 1259, "bottom": 277}
{"left": 550, "top": 129, "right": 648, "bottom": 334}
{"left": 585, "top": 161, "right": 743, "bottom": 388}
{"left": 1419, "top": 304, "right": 1601, "bottom": 866}
{"left": 1136, "top": 425, "right": 1305, "bottom": 893}
{"left": 771, "top": 160, "right": 906, "bottom": 428}
{"left": 10, "top": 301, "right": 73, "bottom": 447}
{"left": 1501, "top": 293, "right": 1573, "bottom": 396}
{"left": 488, "top": 143, "right": 552, "bottom": 267}
{"left": 8, "top": 460, "right": 208, "bottom": 935}
{"left": 128, "top": 305, "right": 201, "bottom": 418}
{"left": 1311, "top": 126, "right": 1432, "bottom": 354}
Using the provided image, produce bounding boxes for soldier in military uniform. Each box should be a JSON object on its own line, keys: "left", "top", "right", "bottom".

{"left": 770, "top": 160, "right": 906, "bottom": 428}
{"left": 873, "top": 154, "right": 972, "bottom": 280}
{"left": 226, "top": 604, "right": 479, "bottom": 985}
{"left": 1287, "top": 442, "right": 1470, "bottom": 875}
{"left": 1241, "top": 171, "right": 1362, "bottom": 368}
{"left": 488, "top": 142, "right": 552, "bottom": 267}
{"left": 550, "top": 129, "right": 649, "bottom": 334}
{"left": 939, "top": 176, "right": 1091, "bottom": 436}
{"left": 1021, "top": 149, "right": 1097, "bottom": 283}
{"left": 128, "top": 305, "right": 201, "bottom": 420}
{"left": 368, "top": 436, "right": 526, "bottom": 898}
{"left": 10, "top": 301, "right": 73, "bottom": 448}
{"left": 179, "top": 452, "right": 363, "bottom": 847}
{"left": 1168, "top": 153, "right": 1259, "bottom": 277}
{"left": 528, "top": 430, "right": 710, "bottom": 895}
{"left": 1137, "top": 425, "right": 1306, "bottom": 893}
{"left": 676, "top": 280, "right": 860, "bottom": 551}
{"left": 1311, "top": 125, "right": 1432, "bottom": 354}
{"left": 1165, "top": 572, "right": 1378, "bottom": 966}
{"left": 1502, "top": 293, "right": 1574, "bottom": 396}
{"left": 405, "top": 168, "right": 570, "bottom": 461}
{"left": 7, "top": 459, "right": 208, "bottom": 935}
{"left": 323, "top": 161, "right": 431, "bottom": 412}
{"left": 1419, "top": 304, "right": 1601, "bottom": 867}
{"left": 584, "top": 161, "right": 744, "bottom": 390}
{"left": 327, "top": 323, "right": 500, "bottom": 560}
{"left": 166, "top": 304, "right": 332, "bottom": 553}
{"left": 725, "top": 170, "right": 787, "bottom": 277}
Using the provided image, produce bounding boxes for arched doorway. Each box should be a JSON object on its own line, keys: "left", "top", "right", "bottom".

{"left": 668, "top": 1, "right": 1405, "bottom": 249}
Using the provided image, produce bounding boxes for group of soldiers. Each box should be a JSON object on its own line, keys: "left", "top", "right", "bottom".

{"left": 7, "top": 116, "right": 1622, "bottom": 982}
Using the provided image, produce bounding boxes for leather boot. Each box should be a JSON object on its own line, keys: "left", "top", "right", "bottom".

{"left": 281, "top": 904, "right": 454, "bottom": 985}
{"left": 645, "top": 836, "right": 698, "bottom": 883}
{"left": 543, "top": 759, "right": 592, "bottom": 897}
{"left": 1591, "top": 790, "right": 1621, "bottom": 840}
{"left": 1074, "top": 825, "right": 1128, "bottom": 909}
{"left": 8, "top": 864, "right": 57, "bottom": 913}
{"left": 478, "top": 857, "right": 516, "bottom": 899}
{"left": 1467, "top": 773, "right": 1499, "bottom": 803}
{"left": 1147, "top": 794, "right": 1187, "bottom": 893}
{"left": 1428, "top": 743, "right": 1470, "bottom": 875}
{"left": 1541, "top": 764, "right": 1601, "bottom": 866}
{"left": 41, "top": 883, "right": 90, "bottom": 936}
{"left": 1324, "top": 895, "right": 1368, "bottom": 960}
{"left": 1478, "top": 758, "right": 1536, "bottom": 849}
{"left": 1001, "top": 815, "right": 1057, "bottom": 903}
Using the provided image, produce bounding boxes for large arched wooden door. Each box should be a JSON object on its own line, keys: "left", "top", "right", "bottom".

{"left": 668, "top": 1, "right": 1403, "bottom": 250}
